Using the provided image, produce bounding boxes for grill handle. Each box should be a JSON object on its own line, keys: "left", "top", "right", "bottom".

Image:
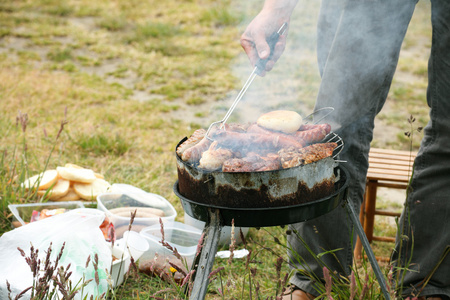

{"left": 255, "top": 22, "right": 288, "bottom": 75}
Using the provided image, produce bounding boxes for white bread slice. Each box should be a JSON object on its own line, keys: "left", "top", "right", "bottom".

{"left": 37, "top": 178, "right": 70, "bottom": 200}
{"left": 257, "top": 110, "right": 303, "bottom": 134}
{"left": 57, "top": 166, "right": 96, "bottom": 183}
{"left": 21, "top": 169, "right": 58, "bottom": 190}
{"left": 73, "top": 178, "right": 111, "bottom": 201}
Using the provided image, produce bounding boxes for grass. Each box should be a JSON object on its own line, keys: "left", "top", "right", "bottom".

{"left": 0, "top": 0, "right": 432, "bottom": 298}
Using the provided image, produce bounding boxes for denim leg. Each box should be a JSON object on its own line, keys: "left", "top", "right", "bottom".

{"left": 391, "top": 0, "right": 450, "bottom": 298}
{"left": 288, "top": 113, "right": 376, "bottom": 294}
{"left": 288, "top": 0, "right": 416, "bottom": 295}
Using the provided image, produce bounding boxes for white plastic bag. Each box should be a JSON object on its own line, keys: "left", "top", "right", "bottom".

{"left": 0, "top": 209, "right": 112, "bottom": 299}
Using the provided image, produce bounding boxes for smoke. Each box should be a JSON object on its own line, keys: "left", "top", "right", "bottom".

{"left": 220, "top": 0, "right": 417, "bottom": 132}
{"left": 314, "top": 0, "right": 416, "bottom": 131}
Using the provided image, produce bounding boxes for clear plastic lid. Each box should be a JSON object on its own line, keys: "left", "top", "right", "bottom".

{"left": 140, "top": 221, "right": 202, "bottom": 256}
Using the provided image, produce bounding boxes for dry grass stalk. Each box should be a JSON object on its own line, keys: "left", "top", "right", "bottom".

{"left": 9, "top": 242, "right": 99, "bottom": 300}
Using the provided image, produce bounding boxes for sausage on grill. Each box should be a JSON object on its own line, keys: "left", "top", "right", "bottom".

{"left": 294, "top": 124, "right": 331, "bottom": 144}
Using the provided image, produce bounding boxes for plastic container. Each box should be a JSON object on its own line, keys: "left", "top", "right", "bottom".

{"left": 184, "top": 213, "right": 250, "bottom": 246}
{"left": 70, "top": 207, "right": 105, "bottom": 217}
{"left": 114, "top": 230, "right": 149, "bottom": 262}
{"left": 8, "top": 201, "right": 86, "bottom": 228}
{"left": 110, "top": 245, "right": 130, "bottom": 287}
{"left": 138, "top": 222, "right": 202, "bottom": 275}
{"left": 97, "top": 192, "right": 177, "bottom": 238}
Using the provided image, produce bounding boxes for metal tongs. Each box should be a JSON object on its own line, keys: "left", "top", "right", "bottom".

{"left": 205, "top": 22, "right": 289, "bottom": 140}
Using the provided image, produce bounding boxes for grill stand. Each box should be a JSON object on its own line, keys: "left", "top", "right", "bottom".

{"left": 188, "top": 208, "right": 223, "bottom": 299}
{"left": 345, "top": 198, "right": 391, "bottom": 299}
{"left": 185, "top": 201, "right": 390, "bottom": 300}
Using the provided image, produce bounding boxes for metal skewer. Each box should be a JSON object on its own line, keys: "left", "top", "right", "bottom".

{"left": 219, "top": 66, "right": 258, "bottom": 129}
{"left": 205, "top": 22, "right": 288, "bottom": 140}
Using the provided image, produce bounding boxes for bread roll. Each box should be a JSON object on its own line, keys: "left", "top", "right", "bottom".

{"left": 64, "top": 163, "right": 84, "bottom": 169}
{"left": 57, "top": 166, "right": 96, "bottom": 183}
{"left": 257, "top": 110, "right": 303, "bottom": 134}
{"left": 21, "top": 169, "right": 58, "bottom": 190}
{"left": 64, "top": 163, "right": 104, "bottom": 178}
{"left": 94, "top": 172, "right": 104, "bottom": 179}
{"left": 37, "top": 178, "right": 70, "bottom": 200}
{"left": 73, "top": 178, "right": 111, "bottom": 200}
{"left": 52, "top": 187, "right": 81, "bottom": 201}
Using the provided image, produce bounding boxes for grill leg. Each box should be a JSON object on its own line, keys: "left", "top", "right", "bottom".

{"left": 189, "top": 208, "right": 222, "bottom": 300}
{"left": 345, "top": 199, "right": 391, "bottom": 300}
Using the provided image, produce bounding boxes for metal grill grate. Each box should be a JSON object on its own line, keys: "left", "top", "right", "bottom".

{"left": 325, "top": 131, "right": 344, "bottom": 159}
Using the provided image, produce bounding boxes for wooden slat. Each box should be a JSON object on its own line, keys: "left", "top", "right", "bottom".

{"left": 371, "top": 181, "right": 408, "bottom": 189}
{"left": 369, "top": 150, "right": 416, "bottom": 157}
{"left": 374, "top": 210, "right": 401, "bottom": 217}
{"left": 369, "top": 158, "right": 414, "bottom": 167}
{"left": 368, "top": 168, "right": 412, "bottom": 177}
{"left": 369, "top": 158, "right": 414, "bottom": 166}
{"left": 368, "top": 171, "right": 412, "bottom": 178}
{"left": 373, "top": 236, "right": 396, "bottom": 243}
{"left": 357, "top": 255, "right": 391, "bottom": 263}
{"left": 369, "top": 158, "right": 414, "bottom": 165}
{"left": 369, "top": 156, "right": 415, "bottom": 164}
{"left": 369, "top": 147, "right": 416, "bottom": 157}
{"left": 366, "top": 173, "right": 411, "bottom": 182}
{"left": 366, "top": 148, "right": 416, "bottom": 184}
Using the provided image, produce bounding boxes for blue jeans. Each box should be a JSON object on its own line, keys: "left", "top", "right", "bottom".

{"left": 288, "top": 0, "right": 450, "bottom": 298}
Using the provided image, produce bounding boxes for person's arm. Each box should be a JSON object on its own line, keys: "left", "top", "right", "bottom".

{"left": 240, "top": 0, "right": 298, "bottom": 76}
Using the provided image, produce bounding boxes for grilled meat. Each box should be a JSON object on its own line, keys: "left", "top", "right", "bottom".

{"left": 222, "top": 153, "right": 280, "bottom": 172}
{"left": 181, "top": 136, "right": 212, "bottom": 163}
{"left": 178, "top": 119, "right": 336, "bottom": 171}
{"left": 279, "top": 142, "right": 337, "bottom": 168}
{"left": 213, "top": 131, "right": 304, "bottom": 152}
{"left": 222, "top": 123, "right": 248, "bottom": 133}
{"left": 176, "top": 129, "right": 206, "bottom": 157}
{"left": 295, "top": 124, "right": 331, "bottom": 144}
{"left": 198, "top": 142, "right": 234, "bottom": 171}
{"left": 247, "top": 123, "right": 306, "bottom": 146}
{"left": 222, "top": 157, "right": 259, "bottom": 173}
{"left": 255, "top": 153, "right": 281, "bottom": 171}
{"left": 178, "top": 124, "right": 245, "bottom": 163}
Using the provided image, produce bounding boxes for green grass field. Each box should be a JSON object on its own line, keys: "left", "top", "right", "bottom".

{"left": 0, "top": 0, "right": 431, "bottom": 298}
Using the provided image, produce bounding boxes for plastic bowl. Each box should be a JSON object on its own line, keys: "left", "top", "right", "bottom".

{"left": 111, "top": 245, "right": 130, "bottom": 287}
{"left": 97, "top": 192, "right": 177, "bottom": 238}
{"left": 138, "top": 221, "right": 202, "bottom": 274}
{"left": 114, "top": 230, "right": 149, "bottom": 262}
{"left": 8, "top": 201, "right": 86, "bottom": 228}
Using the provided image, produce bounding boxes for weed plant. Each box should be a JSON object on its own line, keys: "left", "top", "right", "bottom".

{"left": 8, "top": 243, "right": 101, "bottom": 300}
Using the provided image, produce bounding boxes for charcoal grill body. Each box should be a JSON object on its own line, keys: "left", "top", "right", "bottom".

{"left": 173, "top": 165, "right": 390, "bottom": 300}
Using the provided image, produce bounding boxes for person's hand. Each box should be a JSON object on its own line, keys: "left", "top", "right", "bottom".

{"left": 240, "top": 2, "right": 296, "bottom": 76}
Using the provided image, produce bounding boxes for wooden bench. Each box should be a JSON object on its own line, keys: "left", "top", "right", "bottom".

{"left": 354, "top": 148, "right": 417, "bottom": 260}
